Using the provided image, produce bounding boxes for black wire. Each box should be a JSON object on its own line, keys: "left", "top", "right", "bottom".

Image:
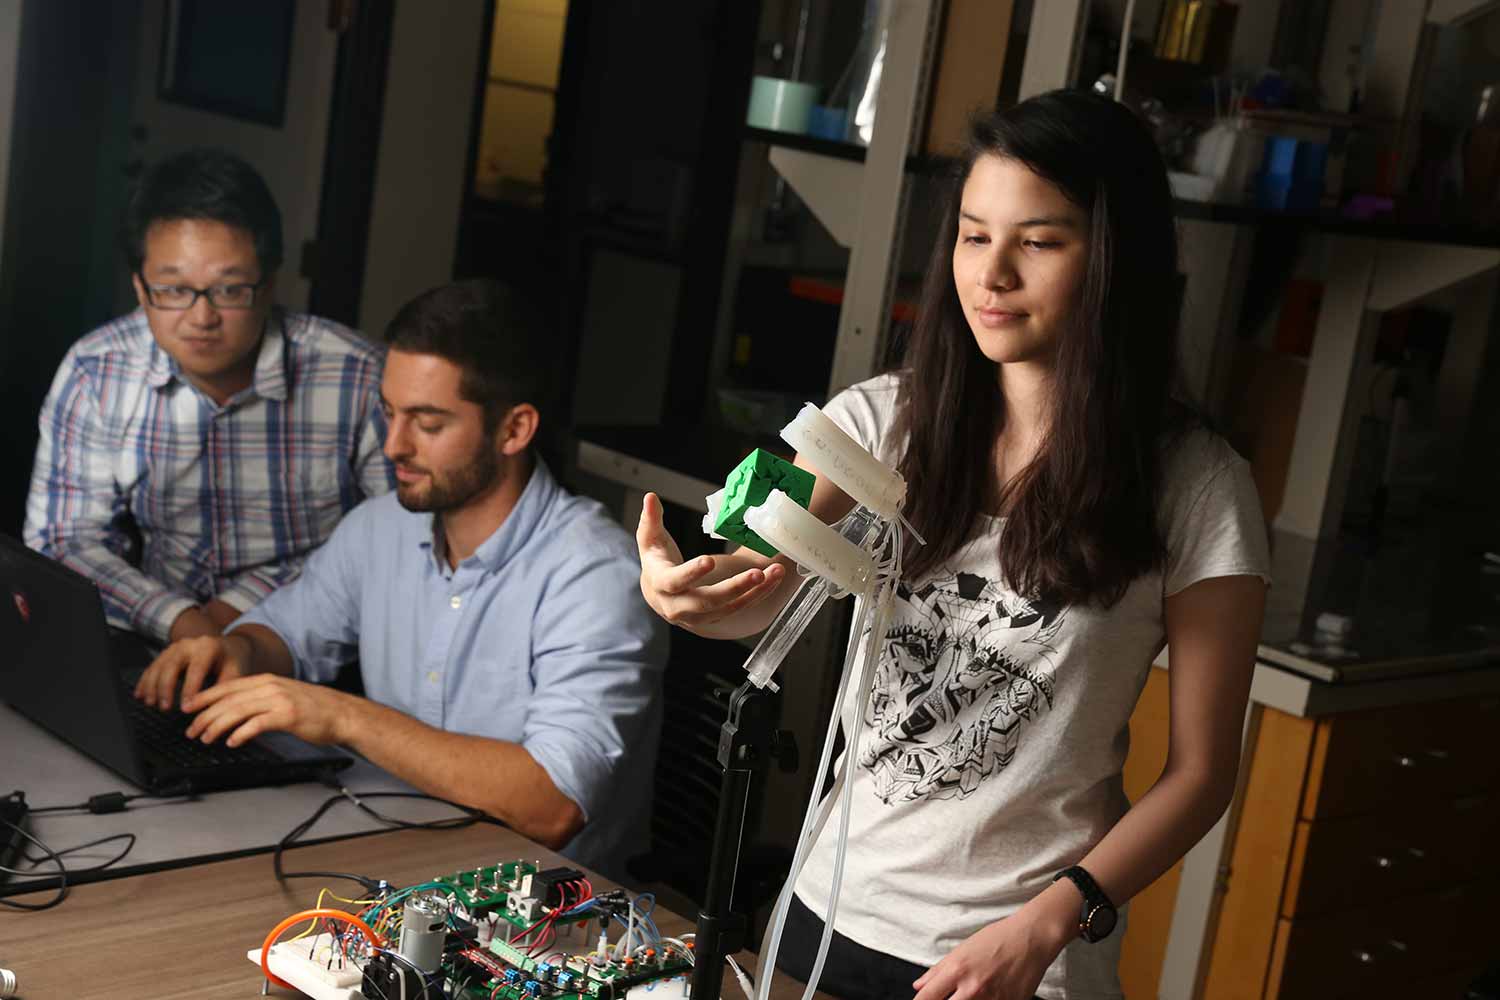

{"left": 29, "top": 794, "right": 145, "bottom": 815}
{"left": 22, "top": 832, "right": 136, "bottom": 872}
{"left": 0, "top": 816, "right": 67, "bottom": 910}
{"left": 0, "top": 825, "right": 138, "bottom": 912}
{"left": 273, "top": 788, "right": 490, "bottom": 892}
{"left": 28, "top": 780, "right": 194, "bottom": 814}
{"left": 272, "top": 791, "right": 382, "bottom": 892}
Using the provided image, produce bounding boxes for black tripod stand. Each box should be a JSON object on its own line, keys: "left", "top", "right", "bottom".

{"left": 689, "top": 680, "right": 798, "bottom": 1000}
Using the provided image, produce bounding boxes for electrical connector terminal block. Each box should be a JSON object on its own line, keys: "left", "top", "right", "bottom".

{"left": 713, "top": 448, "right": 814, "bottom": 557}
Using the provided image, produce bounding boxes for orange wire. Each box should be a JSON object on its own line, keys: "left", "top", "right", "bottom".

{"left": 259, "top": 907, "right": 382, "bottom": 991}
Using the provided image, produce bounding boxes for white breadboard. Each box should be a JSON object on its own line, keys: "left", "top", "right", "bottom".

{"left": 246, "top": 932, "right": 364, "bottom": 1000}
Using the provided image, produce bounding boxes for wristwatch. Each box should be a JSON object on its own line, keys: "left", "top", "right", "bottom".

{"left": 1053, "top": 866, "right": 1118, "bottom": 943}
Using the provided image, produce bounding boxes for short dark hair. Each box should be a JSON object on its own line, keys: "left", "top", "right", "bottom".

{"left": 383, "top": 279, "right": 556, "bottom": 434}
{"left": 122, "top": 148, "right": 283, "bottom": 275}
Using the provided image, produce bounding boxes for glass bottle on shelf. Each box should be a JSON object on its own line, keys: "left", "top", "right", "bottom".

{"left": 843, "top": 0, "right": 887, "bottom": 146}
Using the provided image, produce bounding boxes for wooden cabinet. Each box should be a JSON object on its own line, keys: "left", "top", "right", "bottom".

{"left": 1120, "top": 670, "right": 1500, "bottom": 999}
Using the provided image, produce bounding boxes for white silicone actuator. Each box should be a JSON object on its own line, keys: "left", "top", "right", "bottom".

{"left": 780, "top": 404, "right": 905, "bottom": 519}
{"left": 702, "top": 488, "right": 727, "bottom": 540}
{"left": 743, "top": 490, "right": 875, "bottom": 594}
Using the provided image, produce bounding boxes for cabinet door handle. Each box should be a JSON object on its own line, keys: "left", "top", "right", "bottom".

{"left": 1395, "top": 748, "right": 1452, "bottom": 768}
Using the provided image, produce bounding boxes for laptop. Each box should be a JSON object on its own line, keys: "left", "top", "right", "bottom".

{"left": 0, "top": 534, "right": 352, "bottom": 794}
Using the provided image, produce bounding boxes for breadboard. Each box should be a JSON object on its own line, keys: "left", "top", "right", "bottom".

{"left": 246, "top": 932, "right": 363, "bottom": 1000}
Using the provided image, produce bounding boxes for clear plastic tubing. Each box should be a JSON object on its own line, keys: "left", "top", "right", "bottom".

{"left": 780, "top": 404, "right": 905, "bottom": 520}
{"left": 741, "top": 575, "right": 827, "bottom": 691}
{"left": 744, "top": 490, "right": 875, "bottom": 594}
{"left": 740, "top": 506, "right": 879, "bottom": 689}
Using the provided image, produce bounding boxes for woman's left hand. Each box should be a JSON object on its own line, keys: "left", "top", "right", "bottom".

{"left": 911, "top": 900, "right": 1072, "bottom": 1000}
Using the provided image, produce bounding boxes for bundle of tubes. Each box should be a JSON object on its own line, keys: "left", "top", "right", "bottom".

{"left": 702, "top": 403, "right": 922, "bottom": 1000}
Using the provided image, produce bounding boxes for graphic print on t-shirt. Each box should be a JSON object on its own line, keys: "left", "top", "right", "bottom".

{"left": 859, "top": 571, "right": 1063, "bottom": 803}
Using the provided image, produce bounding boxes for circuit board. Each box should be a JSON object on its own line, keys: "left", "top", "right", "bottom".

{"left": 249, "top": 859, "right": 694, "bottom": 1000}
{"left": 249, "top": 936, "right": 691, "bottom": 1000}
{"left": 433, "top": 860, "right": 598, "bottom": 931}
{"left": 461, "top": 937, "right": 691, "bottom": 999}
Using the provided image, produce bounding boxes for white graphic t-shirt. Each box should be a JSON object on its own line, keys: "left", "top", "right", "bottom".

{"left": 793, "top": 373, "right": 1271, "bottom": 1000}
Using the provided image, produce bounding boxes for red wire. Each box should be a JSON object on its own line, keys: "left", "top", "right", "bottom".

{"left": 526, "top": 912, "right": 560, "bottom": 955}
{"left": 525, "top": 883, "right": 571, "bottom": 957}
{"left": 513, "top": 884, "right": 565, "bottom": 954}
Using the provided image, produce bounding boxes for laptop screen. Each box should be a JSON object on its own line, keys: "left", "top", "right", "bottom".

{"left": 0, "top": 535, "right": 148, "bottom": 785}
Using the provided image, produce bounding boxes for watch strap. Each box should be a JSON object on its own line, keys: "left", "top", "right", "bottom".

{"left": 1053, "top": 865, "right": 1117, "bottom": 942}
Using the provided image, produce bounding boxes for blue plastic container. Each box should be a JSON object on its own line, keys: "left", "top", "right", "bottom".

{"left": 1256, "top": 137, "right": 1328, "bottom": 213}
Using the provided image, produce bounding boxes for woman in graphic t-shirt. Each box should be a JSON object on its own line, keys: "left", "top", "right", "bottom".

{"left": 636, "top": 89, "right": 1270, "bottom": 1000}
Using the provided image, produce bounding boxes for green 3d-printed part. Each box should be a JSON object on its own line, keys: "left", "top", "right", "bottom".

{"left": 713, "top": 448, "right": 814, "bottom": 557}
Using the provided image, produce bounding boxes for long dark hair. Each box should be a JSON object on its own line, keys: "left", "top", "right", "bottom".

{"left": 895, "top": 90, "right": 1187, "bottom": 607}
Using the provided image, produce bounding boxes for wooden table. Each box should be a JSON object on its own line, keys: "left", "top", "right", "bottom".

{"left": 0, "top": 823, "right": 825, "bottom": 999}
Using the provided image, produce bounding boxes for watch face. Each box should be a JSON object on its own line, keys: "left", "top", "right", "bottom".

{"left": 1085, "top": 904, "right": 1118, "bottom": 942}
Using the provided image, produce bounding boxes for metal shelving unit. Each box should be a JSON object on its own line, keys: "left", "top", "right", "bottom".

{"left": 578, "top": 0, "right": 1500, "bottom": 994}
{"left": 573, "top": 0, "right": 950, "bottom": 904}
{"left": 578, "top": 0, "right": 949, "bottom": 490}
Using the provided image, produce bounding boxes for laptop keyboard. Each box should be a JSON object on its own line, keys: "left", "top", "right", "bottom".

{"left": 120, "top": 682, "right": 280, "bottom": 769}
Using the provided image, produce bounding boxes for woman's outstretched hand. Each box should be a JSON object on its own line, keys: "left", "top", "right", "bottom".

{"left": 635, "top": 492, "right": 786, "bottom": 635}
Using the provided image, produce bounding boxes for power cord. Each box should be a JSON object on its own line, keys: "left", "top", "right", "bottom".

{"left": 0, "top": 818, "right": 139, "bottom": 912}
{"left": 21, "top": 832, "right": 136, "bottom": 871}
{"left": 28, "top": 781, "right": 193, "bottom": 815}
{"left": 0, "top": 816, "right": 65, "bottom": 911}
{"left": 273, "top": 787, "right": 492, "bottom": 893}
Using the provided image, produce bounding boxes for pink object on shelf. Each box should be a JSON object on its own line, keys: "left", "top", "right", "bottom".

{"left": 1342, "top": 194, "right": 1394, "bottom": 221}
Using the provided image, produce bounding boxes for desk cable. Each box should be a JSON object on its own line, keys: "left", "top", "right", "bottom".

{"left": 0, "top": 813, "right": 136, "bottom": 912}
{"left": 273, "top": 786, "right": 492, "bottom": 892}
{"left": 0, "top": 788, "right": 151, "bottom": 913}
{"left": 18, "top": 777, "right": 194, "bottom": 818}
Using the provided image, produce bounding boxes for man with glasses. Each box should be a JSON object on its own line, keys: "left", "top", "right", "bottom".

{"left": 24, "top": 148, "right": 392, "bottom": 644}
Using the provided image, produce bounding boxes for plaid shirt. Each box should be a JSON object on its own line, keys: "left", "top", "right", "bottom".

{"left": 24, "top": 308, "right": 394, "bottom": 641}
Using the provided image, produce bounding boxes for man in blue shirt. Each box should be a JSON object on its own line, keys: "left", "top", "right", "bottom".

{"left": 134, "top": 280, "right": 666, "bottom": 874}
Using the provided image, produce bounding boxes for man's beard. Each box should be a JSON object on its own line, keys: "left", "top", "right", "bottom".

{"left": 394, "top": 444, "right": 501, "bottom": 513}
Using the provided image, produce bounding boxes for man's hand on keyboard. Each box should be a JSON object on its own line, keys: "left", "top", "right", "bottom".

{"left": 134, "top": 633, "right": 252, "bottom": 711}
{"left": 181, "top": 675, "right": 351, "bottom": 748}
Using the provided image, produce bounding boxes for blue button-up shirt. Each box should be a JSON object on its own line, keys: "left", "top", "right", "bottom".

{"left": 236, "top": 459, "right": 666, "bottom": 874}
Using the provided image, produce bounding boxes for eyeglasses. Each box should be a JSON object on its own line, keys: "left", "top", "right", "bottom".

{"left": 140, "top": 279, "right": 265, "bottom": 311}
